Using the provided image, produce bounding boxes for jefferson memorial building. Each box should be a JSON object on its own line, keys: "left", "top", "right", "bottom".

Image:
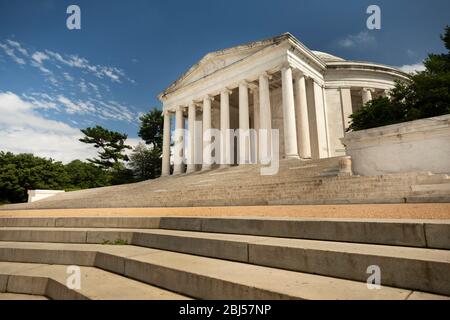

{"left": 158, "top": 33, "right": 409, "bottom": 176}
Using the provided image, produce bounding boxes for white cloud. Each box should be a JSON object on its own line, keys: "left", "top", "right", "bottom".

{"left": 44, "top": 50, "right": 131, "bottom": 83}
{"left": 0, "top": 39, "right": 135, "bottom": 84}
{"left": 79, "top": 79, "right": 88, "bottom": 93}
{"left": 0, "top": 39, "right": 140, "bottom": 128}
{"left": 21, "top": 93, "right": 58, "bottom": 110}
{"left": 57, "top": 95, "right": 96, "bottom": 114}
{"left": 0, "top": 43, "right": 26, "bottom": 65}
{"left": 0, "top": 92, "right": 97, "bottom": 163}
{"left": 398, "top": 62, "right": 426, "bottom": 74}
{"left": 0, "top": 91, "right": 141, "bottom": 163}
{"left": 18, "top": 91, "right": 137, "bottom": 123}
{"left": 338, "top": 31, "right": 376, "bottom": 48}
{"left": 63, "top": 72, "right": 74, "bottom": 81}
{"left": 6, "top": 40, "right": 28, "bottom": 56}
{"left": 31, "top": 51, "right": 49, "bottom": 64}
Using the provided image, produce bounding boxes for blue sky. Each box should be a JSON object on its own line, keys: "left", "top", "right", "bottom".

{"left": 0, "top": 0, "right": 449, "bottom": 162}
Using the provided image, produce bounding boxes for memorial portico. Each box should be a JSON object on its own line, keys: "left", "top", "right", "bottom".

{"left": 159, "top": 33, "right": 408, "bottom": 176}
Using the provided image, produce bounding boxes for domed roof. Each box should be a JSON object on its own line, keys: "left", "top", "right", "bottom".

{"left": 312, "top": 51, "right": 346, "bottom": 63}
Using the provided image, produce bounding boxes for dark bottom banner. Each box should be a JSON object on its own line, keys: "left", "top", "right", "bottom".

{"left": 0, "top": 300, "right": 447, "bottom": 319}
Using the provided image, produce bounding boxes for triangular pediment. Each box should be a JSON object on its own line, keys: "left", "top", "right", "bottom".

{"left": 162, "top": 34, "right": 292, "bottom": 96}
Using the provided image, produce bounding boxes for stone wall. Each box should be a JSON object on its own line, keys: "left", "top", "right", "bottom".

{"left": 341, "top": 114, "right": 450, "bottom": 175}
{"left": 28, "top": 190, "right": 65, "bottom": 203}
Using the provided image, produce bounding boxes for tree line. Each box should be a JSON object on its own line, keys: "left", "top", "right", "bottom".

{"left": 0, "top": 108, "right": 163, "bottom": 204}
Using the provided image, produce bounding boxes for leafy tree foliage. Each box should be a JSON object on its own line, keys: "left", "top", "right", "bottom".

{"left": 128, "top": 143, "right": 162, "bottom": 180}
{"left": 138, "top": 108, "right": 164, "bottom": 150}
{"left": 64, "top": 160, "right": 111, "bottom": 190}
{"left": 136, "top": 108, "right": 164, "bottom": 180}
{"left": 109, "top": 163, "right": 135, "bottom": 185}
{"left": 0, "top": 152, "right": 69, "bottom": 203}
{"left": 0, "top": 152, "right": 128, "bottom": 204}
{"left": 349, "top": 26, "right": 450, "bottom": 131}
{"left": 79, "top": 125, "right": 132, "bottom": 169}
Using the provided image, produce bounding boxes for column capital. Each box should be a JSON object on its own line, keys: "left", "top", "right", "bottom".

{"left": 175, "top": 105, "right": 185, "bottom": 112}
{"left": 292, "top": 69, "right": 305, "bottom": 80}
{"left": 220, "top": 87, "right": 232, "bottom": 95}
{"left": 259, "top": 71, "right": 273, "bottom": 80}
{"left": 248, "top": 82, "right": 259, "bottom": 92}
{"left": 280, "top": 62, "right": 292, "bottom": 71}
{"left": 239, "top": 79, "right": 249, "bottom": 87}
{"left": 362, "top": 87, "right": 374, "bottom": 93}
{"left": 203, "top": 95, "right": 214, "bottom": 102}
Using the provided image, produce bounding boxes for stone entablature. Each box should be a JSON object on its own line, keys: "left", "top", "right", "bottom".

{"left": 158, "top": 32, "right": 409, "bottom": 176}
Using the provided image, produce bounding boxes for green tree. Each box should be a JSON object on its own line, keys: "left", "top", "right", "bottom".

{"left": 137, "top": 108, "right": 164, "bottom": 180}
{"left": 138, "top": 108, "right": 164, "bottom": 150}
{"left": 109, "top": 162, "right": 135, "bottom": 185}
{"left": 64, "top": 160, "right": 111, "bottom": 190}
{"left": 79, "top": 125, "right": 132, "bottom": 169}
{"left": 349, "top": 26, "right": 450, "bottom": 131}
{"left": 128, "top": 143, "right": 162, "bottom": 180}
{"left": 0, "top": 152, "right": 69, "bottom": 203}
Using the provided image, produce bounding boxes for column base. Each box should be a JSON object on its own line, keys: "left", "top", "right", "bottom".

{"left": 201, "top": 164, "right": 212, "bottom": 171}
{"left": 186, "top": 165, "right": 196, "bottom": 174}
{"left": 285, "top": 154, "right": 300, "bottom": 160}
{"left": 173, "top": 164, "right": 184, "bottom": 175}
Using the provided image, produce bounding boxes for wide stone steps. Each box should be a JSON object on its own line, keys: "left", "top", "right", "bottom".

{"left": 1, "top": 216, "right": 448, "bottom": 248}
{"left": 0, "top": 261, "right": 189, "bottom": 300}
{"left": 0, "top": 216, "right": 449, "bottom": 299}
{"left": 0, "top": 241, "right": 447, "bottom": 300}
{"left": 0, "top": 227, "right": 449, "bottom": 295}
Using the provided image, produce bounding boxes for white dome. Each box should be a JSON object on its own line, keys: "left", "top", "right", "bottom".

{"left": 312, "top": 51, "right": 346, "bottom": 63}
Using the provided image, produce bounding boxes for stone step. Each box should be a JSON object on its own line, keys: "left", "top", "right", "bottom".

{"left": 1, "top": 227, "right": 448, "bottom": 295}
{"left": 159, "top": 217, "right": 450, "bottom": 249}
{"left": 0, "top": 261, "right": 189, "bottom": 300}
{"left": 0, "top": 241, "right": 446, "bottom": 300}
{"left": 0, "top": 292, "right": 48, "bottom": 300}
{"left": 1, "top": 217, "right": 448, "bottom": 249}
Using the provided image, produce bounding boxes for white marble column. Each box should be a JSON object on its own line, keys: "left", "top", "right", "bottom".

{"left": 220, "top": 89, "right": 231, "bottom": 166}
{"left": 294, "top": 73, "right": 311, "bottom": 159}
{"left": 258, "top": 73, "right": 272, "bottom": 162}
{"left": 281, "top": 66, "right": 299, "bottom": 159}
{"left": 252, "top": 87, "right": 260, "bottom": 163}
{"left": 202, "top": 95, "right": 212, "bottom": 171}
{"left": 186, "top": 101, "right": 196, "bottom": 173}
{"left": 239, "top": 80, "right": 250, "bottom": 164}
{"left": 173, "top": 106, "right": 185, "bottom": 175}
{"left": 340, "top": 88, "right": 353, "bottom": 130}
{"left": 258, "top": 73, "right": 272, "bottom": 131}
{"left": 161, "top": 110, "right": 171, "bottom": 176}
{"left": 362, "top": 88, "right": 373, "bottom": 105}
{"left": 310, "top": 80, "right": 329, "bottom": 159}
